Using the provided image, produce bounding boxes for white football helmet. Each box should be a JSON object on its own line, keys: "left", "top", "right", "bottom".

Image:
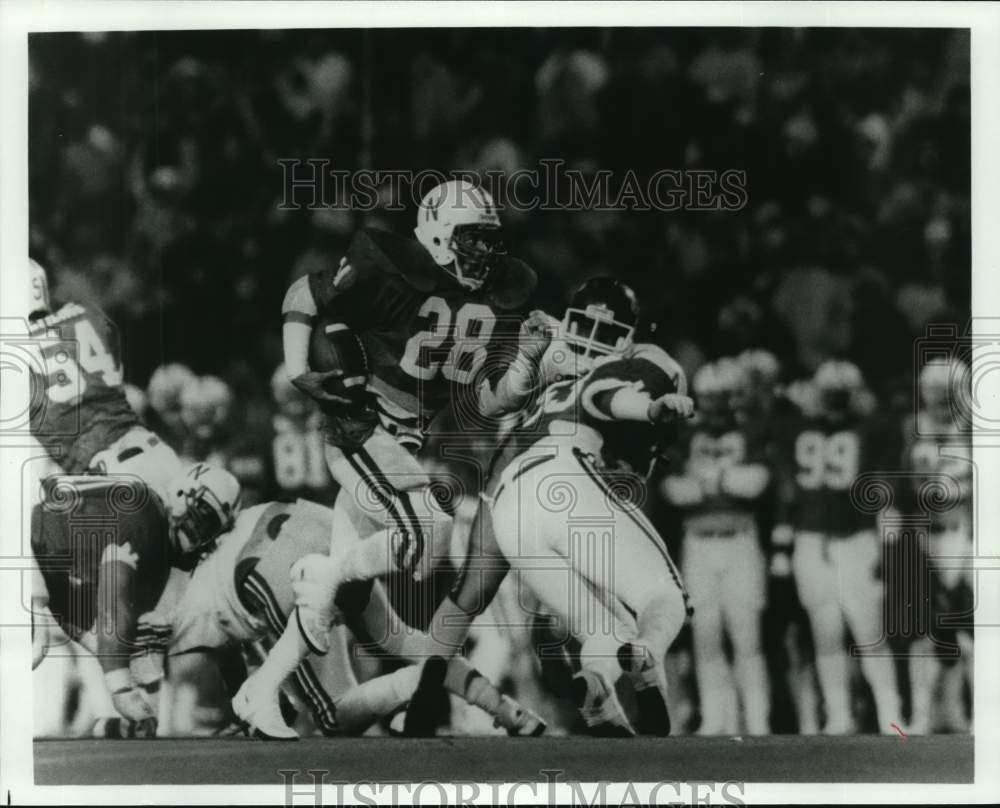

{"left": 165, "top": 463, "right": 242, "bottom": 556}
{"left": 693, "top": 358, "right": 745, "bottom": 428}
{"left": 414, "top": 179, "right": 505, "bottom": 290}
{"left": 180, "top": 375, "right": 233, "bottom": 440}
{"left": 147, "top": 363, "right": 198, "bottom": 418}
{"left": 813, "top": 359, "right": 865, "bottom": 419}
{"left": 123, "top": 383, "right": 148, "bottom": 417}
{"left": 29, "top": 258, "right": 51, "bottom": 320}
{"left": 919, "top": 356, "right": 969, "bottom": 422}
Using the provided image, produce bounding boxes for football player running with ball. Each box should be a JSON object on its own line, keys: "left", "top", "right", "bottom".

{"left": 233, "top": 180, "right": 552, "bottom": 728}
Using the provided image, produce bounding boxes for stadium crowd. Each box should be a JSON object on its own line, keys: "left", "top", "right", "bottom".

{"left": 29, "top": 28, "right": 971, "bottom": 737}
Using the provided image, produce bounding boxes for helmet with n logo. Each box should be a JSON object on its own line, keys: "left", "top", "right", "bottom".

{"left": 414, "top": 179, "right": 505, "bottom": 290}
{"left": 166, "top": 463, "right": 241, "bottom": 556}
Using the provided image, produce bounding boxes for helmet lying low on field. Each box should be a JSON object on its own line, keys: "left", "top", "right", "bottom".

{"left": 166, "top": 463, "right": 242, "bottom": 557}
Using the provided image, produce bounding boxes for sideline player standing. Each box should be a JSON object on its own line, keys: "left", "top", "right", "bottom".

{"left": 234, "top": 179, "right": 551, "bottom": 725}
{"left": 661, "top": 358, "right": 772, "bottom": 735}
{"left": 902, "top": 358, "right": 973, "bottom": 733}
{"left": 775, "top": 360, "right": 903, "bottom": 734}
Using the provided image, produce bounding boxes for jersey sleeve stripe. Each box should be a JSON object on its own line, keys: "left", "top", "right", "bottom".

{"left": 283, "top": 310, "right": 316, "bottom": 327}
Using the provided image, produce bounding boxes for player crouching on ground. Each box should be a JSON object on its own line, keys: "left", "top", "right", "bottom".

{"left": 31, "top": 463, "right": 241, "bottom": 737}
{"left": 661, "top": 358, "right": 772, "bottom": 735}
{"left": 148, "top": 497, "right": 544, "bottom": 738}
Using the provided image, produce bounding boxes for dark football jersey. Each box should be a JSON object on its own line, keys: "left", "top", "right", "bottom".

{"left": 267, "top": 413, "right": 339, "bottom": 506}
{"left": 671, "top": 418, "right": 771, "bottom": 534}
{"left": 308, "top": 228, "right": 536, "bottom": 429}
{"left": 488, "top": 344, "right": 686, "bottom": 488}
{"left": 777, "top": 411, "right": 899, "bottom": 536}
{"left": 900, "top": 413, "right": 972, "bottom": 530}
{"left": 31, "top": 476, "right": 172, "bottom": 654}
{"left": 28, "top": 303, "right": 139, "bottom": 472}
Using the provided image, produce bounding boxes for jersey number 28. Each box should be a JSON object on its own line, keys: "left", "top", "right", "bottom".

{"left": 400, "top": 297, "right": 496, "bottom": 384}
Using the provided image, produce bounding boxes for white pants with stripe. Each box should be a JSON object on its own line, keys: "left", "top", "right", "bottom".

{"left": 490, "top": 443, "right": 688, "bottom": 679}
{"left": 323, "top": 425, "right": 454, "bottom": 583}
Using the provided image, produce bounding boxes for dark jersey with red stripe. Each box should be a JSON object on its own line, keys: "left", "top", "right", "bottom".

{"left": 489, "top": 343, "right": 687, "bottom": 485}
{"left": 28, "top": 303, "right": 139, "bottom": 472}
{"left": 31, "top": 476, "right": 172, "bottom": 657}
{"left": 776, "top": 411, "right": 899, "bottom": 535}
{"left": 307, "top": 228, "right": 536, "bottom": 428}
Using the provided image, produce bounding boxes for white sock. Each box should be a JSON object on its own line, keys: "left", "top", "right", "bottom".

{"left": 815, "top": 651, "right": 851, "bottom": 730}
{"left": 334, "top": 665, "right": 421, "bottom": 735}
{"left": 249, "top": 616, "right": 310, "bottom": 696}
{"left": 735, "top": 652, "right": 771, "bottom": 734}
{"left": 695, "top": 653, "right": 732, "bottom": 733}
{"left": 859, "top": 652, "right": 901, "bottom": 732}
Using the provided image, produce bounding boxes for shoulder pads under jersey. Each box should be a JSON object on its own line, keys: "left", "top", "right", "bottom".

{"left": 625, "top": 343, "right": 688, "bottom": 395}
{"left": 487, "top": 255, "right": 537, "bottom": 311}
{"left": 345, "top": 228, "right": 440, "bottom": 293}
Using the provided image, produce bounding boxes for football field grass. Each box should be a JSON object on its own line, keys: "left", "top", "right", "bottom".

{"left": 34, "top": 734, "right": 973, "bottom": 785}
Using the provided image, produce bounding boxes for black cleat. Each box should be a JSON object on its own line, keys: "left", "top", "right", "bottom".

{"left": 618, "top": 642, "right": 671, "bottom": 736}
{"left": 403, "top": 656, "right": 449, "bottom": 737}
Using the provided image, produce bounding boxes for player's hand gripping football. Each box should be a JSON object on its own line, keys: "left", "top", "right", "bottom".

{"left": 291, "top": 369, "right": 358, "bottom": 409}
{"left": 646, "top": 392, "right": 695, "bottom": 422}
{"left": 518, "top": 309, "right": 560, "bottom": 361}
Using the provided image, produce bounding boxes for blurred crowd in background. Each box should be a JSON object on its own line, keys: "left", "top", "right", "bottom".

{"left": 30, "top": 28, "right": 971, "bottom": 737}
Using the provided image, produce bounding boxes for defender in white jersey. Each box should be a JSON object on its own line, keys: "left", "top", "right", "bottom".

{"left": 329, "top": 278, "right": 694, "bottom": 736}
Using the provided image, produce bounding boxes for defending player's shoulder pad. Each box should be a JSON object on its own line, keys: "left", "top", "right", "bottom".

{"left": 581, "top": 344, "right": 685, "bottom": 418}
{"left": 345, "top": 227, "right": 440, "bottom": 293}
{"left": 624, "top": 343, "right": 688, "bottom": 396}
{"left": 487, "top": 255, "right": 537, "bottom": 311}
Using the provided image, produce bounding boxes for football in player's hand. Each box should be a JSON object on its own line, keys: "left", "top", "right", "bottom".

{"left": 307, "top": 314, "right": 370, "bottom": 405}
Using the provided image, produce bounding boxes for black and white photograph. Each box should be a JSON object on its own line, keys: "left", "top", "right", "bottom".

{"left": 1, "top": 1, "right": 998, "bottom": 804}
